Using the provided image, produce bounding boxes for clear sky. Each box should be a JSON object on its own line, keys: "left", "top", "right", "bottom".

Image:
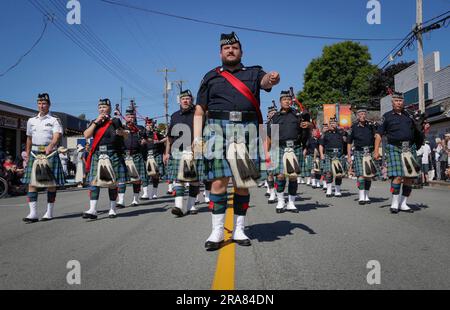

{"left": 1, "top": 0, "right": 449, "bottom": 122}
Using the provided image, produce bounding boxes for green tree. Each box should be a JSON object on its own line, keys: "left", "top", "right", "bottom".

{"left": 298, "top": 41, "right": 377, "bottom": 111}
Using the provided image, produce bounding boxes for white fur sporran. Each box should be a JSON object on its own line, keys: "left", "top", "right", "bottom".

{"left": 282, "top": 148, "right": 301, "bottom": 177}
{"left": 401, "top": 151, "right": 421, "bottom": 178}
{"left": 94, "top": 154, "right": 116, "bottom": 187}
{"left": 177, "top": 151, "right": 197, "bottom": 182}
{"left": 227, "top": 142, "right": 258, "bottom": 189}
{"left": 146, "top": 152, "right": 158, "bottom": 177}
{"left": 125, "top": 154, "right": 140, "bottom": 182}
{"left": 30, "top": 151, "right": 57, "bottom": 188}
{"left": 331, "top": 159, "right": 344, "bottom": 178}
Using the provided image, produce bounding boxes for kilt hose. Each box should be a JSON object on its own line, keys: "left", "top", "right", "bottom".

{"left": 22, "top": 151, "right": 66, "bottom": 186}
{"left": 385, "top": 143, "right": 419, "bottom": 178}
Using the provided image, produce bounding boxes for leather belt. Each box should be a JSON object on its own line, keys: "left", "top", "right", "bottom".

{"left": 208, "top": 110, "right": 258, "bottom": 122}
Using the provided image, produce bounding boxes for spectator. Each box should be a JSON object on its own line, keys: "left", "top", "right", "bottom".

{"left": 417, "top": 141, "right": 432, "bottom": 186}
{"left": 58, "top": 146, "right": 69, "bottom": 177}
{"left": 74, "top": 144, "right": 85, "bottom": 187}
{"left": 434, "top": 138, "right": 443, "bottom": 180}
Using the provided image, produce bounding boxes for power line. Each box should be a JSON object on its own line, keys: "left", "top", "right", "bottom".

{"left": 27, "top": 0, "right": 155, "bottom": 99}
{"left": 0, "top": 17, "right": 49, "bottom": 77}
{"left": 98, "top": 0, "right": 404, "bottom": 42}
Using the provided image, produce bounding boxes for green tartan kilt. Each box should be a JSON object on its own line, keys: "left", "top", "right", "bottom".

{"left": 125, "top": 152, "right": 147, "bottom": 183}
{"left": 270, "top": 145, "right": 303, "bottom": 176}
{"left": 201, "top": 118, "right": 262, "bottom": 181}
{"left": 21, "top": 151, "right": 66, "bottom": 186}
{"left": 87, "top": 151, "right": 128, "bottom": 185}
{"left": 304, "top": 154, "right": 315, "bottom": 177}
{"left": 386, "top": 143, "right": 419, "bottom": 178}
{"left": 145, "top": 152, "right": 165, "bottom": 179}
{"left": 323, "top": 151, "right": 344, "bottom": 174}
{"left": 353, "top": 151, "right": 381, "bottom": 177}
{"left": 165, "top": 150, "right": 204, "bottom": 182}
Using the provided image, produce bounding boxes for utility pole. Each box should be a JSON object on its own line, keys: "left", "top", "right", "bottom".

{"left": 120, "top": 86, "right": 123, "bottom": 115}
{"left": 173, "top": 80, "right": 188, "bottom": 93}
{"left": 416, "top": 0, "right": 425, "bottom": 112}
{"left": 157, "top": 68, "right": 176, "bottom": 127}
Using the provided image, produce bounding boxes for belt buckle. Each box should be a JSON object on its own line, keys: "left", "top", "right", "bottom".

{"left": 363, "top": 146, "right": 370, "bottom": 155}
{"left": 401, "top": 141, "right": 410, "bottom": 153}
{"left": 99, "top": 145, "right": 107, "bottom": 153}
{"left": 229, "top": 111, "right": 242, "bottom": 122}
{"left": 38, "top": 145, "right": 46, "bottom": 153}
{"left": 286, "top": 140, "right": 294, "bottom": 148}
{"left": 147, "top": 150, "right": 154, "bottom": 156}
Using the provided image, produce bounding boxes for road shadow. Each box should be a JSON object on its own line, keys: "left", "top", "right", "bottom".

{"left": 138, "top": 198, "right": 173, "bottom": 206}
{"left": 353, "top": 197, "right": 389, "bottom": 203}
{"left": 118, "top": 206, "right": 168, "bottom": 217}
{"left": 379, "top": 203, "right": 429, "bottom": 212}
{"left": 298, "top": 201, "right": 331, "bottom": 212}
{"left": 248, "top": 220, "right": 316, "bottom": 242}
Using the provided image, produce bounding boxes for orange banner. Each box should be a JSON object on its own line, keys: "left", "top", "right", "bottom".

{"left": 323, "top": 104, "right": 336, "bottom": 125}
{"left": 339, "top": 105, "right": 352, "bottom": 129}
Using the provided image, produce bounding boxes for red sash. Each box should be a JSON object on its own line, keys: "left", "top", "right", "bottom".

{"left": 215, "top": 67, "right": 263, "bottom": 124}
{"left": 85, "top": 120, "right": 112, "bottom": 173}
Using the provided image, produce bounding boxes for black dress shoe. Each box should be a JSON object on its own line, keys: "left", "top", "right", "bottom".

{"left": 276, "top": 208, "right": 285, "bottom": 214}
{"left": 326, "top": 194, "right": 332, "bottom": 198}
{"left": 189, "top": 209, "right": 199, "bottom": 215}
{"left": 264, "top": 193, "right": 270, "bottom": 197}
{"left": 268, "top": 199, "right": 276, "bottom": 204}
{"left": 116, "top": 204, "right": 126, "bottom": 209}
{"left": 390, "top": 208, "right": 399, "bottom": 214}
{"left": 233, "top": 239, "right": 251, "bottom": 246}
{"left": 205, "top": 240, "right": 222, "bottom": 251}
{"left": 358, "top": 201, "right": 366, "bottom": 205}
{"left": 22, "top": 217, "right": 39, "bottom": 223}
{"left": 171, "top": 207, "right": 185, "bottom": 217}
{"left": 130, "top": 203, "right": 139, "bottom": 207}
{"left": 82, "top": 212, "right": 98, "bottom": 220}
{"left": 287, "top": 209, "right": 299, "bottom": 213}
{"left": 40, "top": 217, "right": 53, "bottom": 222}
{"left": 365, "top": 200, "right": 371, "bottom": 204}
{"left": 108, "top": 214, "right": 117, "bottom": 219}
{"left": 140, "top": 197, "right": 150, "bottom": 201}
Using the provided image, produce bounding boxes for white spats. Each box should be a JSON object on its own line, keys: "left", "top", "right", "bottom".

{"left": 117, "top": 193, "right": 125, "bottom": 205}
{"left": 187, "top": 196, "right": 197, "bottom": 212}
{"left": 334, "top": 185, "right": 342, "bottom": 197}
{"left": 268, "top": 189, "right": 276, "bottom": 202}
{"left": 390, "top": 194, "right": 400, "bottom": 210}
{"left": 326, "top": 183, "right": 332, "bottom": 196}
{"left": 132, "top": 193, "right": 139, "bottom": 205}
{"left": 203, "top": 190, "right": 210, "bottom": 203}
{"left": 87, "top": 200, "right": 98, "bottom": 215}
{"left": 364, "top": 190, "right": 370, "bottom": 202}
{"left": 151, "top": 187, "right": 158, "bottom": 199}
{"left": 174, "top": 196, "right": 187, "bottom": 215}
{"left": 359, "top": 190, "right": 365, "bottom": 202}
{"left": 306, "top": 177, "right": 311, "bottom": 185}
{"left": 109, "top": 201, "right": 117, "bottom": 216}
{"left": 141, "top": 186, "right": 149, "bottom": 199}
{"left": 311, "top": 178, "right": 316, "bottom": 187}
{"left": 323, "top": 180, "right": 327, "bottom": 189}
{"left": 42, "top": 203, "right": 54, "bottom": 219}
{"left": 206, "top": 213, "right": 225, "bottom": 243}
{"left": 399, "top": 196, "right": 411, "bottom": 211}
{"left": 26, "top": 201, "right": 38, "bottom": 219}
{"left": 232, "top": 215, "right": 249, "bottom": 241}
{"left": 168, "top": 182, "right": 173, "bottom": 193}
{"left": 276, "top": 192, "right": 285, "bottom": 210}
{"left": 286, "top": 195, "right": 297, "bottom": 211}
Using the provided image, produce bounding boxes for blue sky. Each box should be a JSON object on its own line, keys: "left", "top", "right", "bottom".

{"left": 1, "top": 0, "right": 449, "bottom": 122}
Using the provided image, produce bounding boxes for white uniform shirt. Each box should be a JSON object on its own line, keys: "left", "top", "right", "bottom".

{"left": 417, "top": 144, "right": 431, "bottom": 164}
{"left": 26, "top": 112, "right": 63, "bottom": 146}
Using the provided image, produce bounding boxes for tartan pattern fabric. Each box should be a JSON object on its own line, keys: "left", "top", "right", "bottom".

{"left": 322, "top": 150, "right": 344, "bottom": 174}
{"left": 146, "top": 152, "right": 165, "bottom": 178}
{"left": 353, "top": 151, "right": 381, "bottom": 177}
{"left": 304, "top": 154, "right": 314, "bottom": 177}
{"left": 201, "top": 118, "right": 262, "bottom": 181}
{"left": 87, "top": 151, "right": 128, "bottom": 184}
{"left": 270, "top": 145, "right": 302, "bottom": 176}
{"left": 165, "top": 150, "right": 204, "bottom": 182}
{"left": 22, "top": 151, "right": 66, "bottom": 186}
{"left": 125, "top": 152, "right": 147, "bottom": 183}
{"left": 386, "top": 143, "right": 418, "bottom": 177}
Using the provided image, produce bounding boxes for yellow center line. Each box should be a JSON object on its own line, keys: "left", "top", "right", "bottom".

{"left": 211, "top": 190, "right": 235, "bottom": 290}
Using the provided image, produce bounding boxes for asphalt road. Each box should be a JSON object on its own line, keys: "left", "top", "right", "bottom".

{"left": 0, "top": 179, "right": 449, "bottom": 290}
